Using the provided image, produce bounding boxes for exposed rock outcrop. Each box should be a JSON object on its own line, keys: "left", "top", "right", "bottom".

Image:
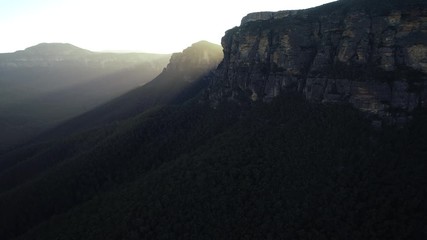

{"left": 164, "top": 41, "right": 223, "bottom": 82}
{"left": 209, "top": 0, "right": 427, "bottom": 124}
{"left": 241, "top": 11, "right": 301, "bottom": 25}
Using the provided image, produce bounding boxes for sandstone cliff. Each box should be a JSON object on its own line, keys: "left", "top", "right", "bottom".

{"left": 209, "top": 0, "right": 427, "bottom": 124}
{"left": 165, "top": 40, "right": 223, "bottom": 82}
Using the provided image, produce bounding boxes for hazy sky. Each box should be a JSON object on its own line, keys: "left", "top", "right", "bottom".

{"left": 0, "top": 0, "right": 336, "bottom": 53}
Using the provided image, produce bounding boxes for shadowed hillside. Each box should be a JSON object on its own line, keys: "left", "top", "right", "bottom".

{"left": 34, "top": 40, "right": 223, "bottom": 141}
{"left": 0, "top": 43, "right": 170, "bottom": 151}
{"left": 0, "top": 1, "right": 425, "bottom": 239}
{"left": 0, "top": 40, "right": 223, "bottom": 192}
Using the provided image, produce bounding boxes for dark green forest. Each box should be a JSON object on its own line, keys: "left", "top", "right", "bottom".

{"left": 0, "top": 93, "right": 425, "bottom": 239}
{"left": 0, "top": 1, "right": 426, "bottom": 239}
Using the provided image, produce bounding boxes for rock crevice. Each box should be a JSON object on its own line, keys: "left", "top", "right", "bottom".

{"left": 209, "top": 2, "right": 427, "bottom": 124}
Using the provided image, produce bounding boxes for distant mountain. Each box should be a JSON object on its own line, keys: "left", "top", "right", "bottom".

{"left": 0, "top": 43, "right": 171, "bottom": 151}
{"left": 0, "top": 1, "right": 426, "bottom": 240}
{"left": 14, "top": 43, "right": 91, "bottom": 56}
{"left": 35, "top": 40, "right": 223, "bottom": 141}
{"left": 0, "top": 40, "right": 224, "bottom": 239}
{"left": 0, "top": 43, "right": 167, "bottom": 67}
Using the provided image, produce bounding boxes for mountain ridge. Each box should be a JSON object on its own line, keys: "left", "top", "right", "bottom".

{"left": 0, "top": 42, "right": 171, "bottom": 68}
{"left": 0, "top": 43, "right": 171, "bottom": 151}
{"left": 0, "top": 40, "right": 224, "bottom": 240}
{"left": 0, "top": 1, "right": 425, "bottom": 239}
{"left": 30, "top": 40, "right": 223, "bottom": 142}
{"left": 208, "top": 0, "right": 427, "bottom": 125}
{"left": 19, "top": 43, "right": 91, "bottom": 56}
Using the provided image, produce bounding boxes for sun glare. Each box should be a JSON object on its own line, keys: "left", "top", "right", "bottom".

{"left": 0, "top": 0, "right": 336, "bottom": 53}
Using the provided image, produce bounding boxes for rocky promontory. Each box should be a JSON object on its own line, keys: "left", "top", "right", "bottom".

{"left": 209, "top": 0, "right": 427, "bottom": 124}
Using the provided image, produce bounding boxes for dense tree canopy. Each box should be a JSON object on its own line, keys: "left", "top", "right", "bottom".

{"left": 0, "top": 94, "right": 425, "bottom": 240}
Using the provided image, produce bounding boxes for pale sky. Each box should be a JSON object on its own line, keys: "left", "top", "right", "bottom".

{"left": 0, "top": 0, "right": 336, "bottom": 53}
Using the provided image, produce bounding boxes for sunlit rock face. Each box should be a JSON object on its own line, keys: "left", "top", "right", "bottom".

{"left": 164, "top": 41, "right": 223, "bottom": 82}
{"left": 209, "top": 1, "right": 427, "bottom": 124}
{"left": 240, "top": 11, "right": 301, "bottom": 25}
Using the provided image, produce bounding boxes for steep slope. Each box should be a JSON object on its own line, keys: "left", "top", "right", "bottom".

{"left": 0, "top": 42, "right": 223, "bottom": 239}
{"left": 35, "top": 40, "right": 223, "bottom": 141}
{"left": 208, "top": 0, "right": 427, "bottom": 125}
{"left": 0, "top": 43, "right": 170, "bottom": 151}
{"left": 0, "top": 41, "right": 222, "bottom": 177}
{"left": 1, "top": 95, "right": 426, "bottom": 240}
{"left": 0, "top": 1, "right": 426, "bottom": 240}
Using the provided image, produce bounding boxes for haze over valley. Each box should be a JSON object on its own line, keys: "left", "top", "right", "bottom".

{"left": 0, "top": 0, "right": 426, "bottom": 239}
{"left": 0, "top": 43, "right": 170, "bottom": 150}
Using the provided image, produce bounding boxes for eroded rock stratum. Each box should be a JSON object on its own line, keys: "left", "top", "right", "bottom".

{"left": 209, "top": 2, "right": 427, "bottom": 124}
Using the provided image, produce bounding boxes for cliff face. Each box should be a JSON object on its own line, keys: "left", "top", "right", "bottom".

{"left": 209, "top": 1, "right": 427, "bottom": 123}
{"left": 165, "top": 41, "right": 223, "bottom": 82}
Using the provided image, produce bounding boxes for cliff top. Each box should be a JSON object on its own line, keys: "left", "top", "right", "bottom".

{"left": 240, "top": 0, "right": 426, "bottom": 25}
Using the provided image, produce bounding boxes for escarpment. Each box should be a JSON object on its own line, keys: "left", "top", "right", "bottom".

{"left": 209, "top": 1, "right": 427, "bottom": 124}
